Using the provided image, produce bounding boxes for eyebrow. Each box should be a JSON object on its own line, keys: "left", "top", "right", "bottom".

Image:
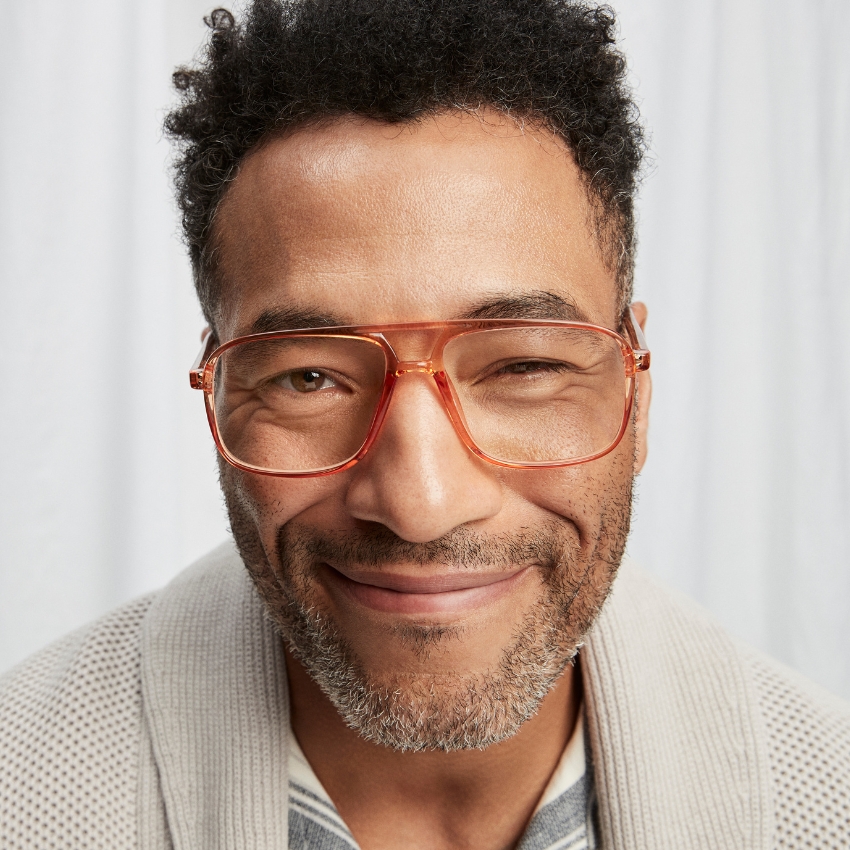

{"left": 459, "top": 291, "right": 592, "bottom": 323}
{"left": 245, "top": 306, "right": 347, "bottom": 335}
{"left": 243, "top": 290, "right": 591, "bottom": 335}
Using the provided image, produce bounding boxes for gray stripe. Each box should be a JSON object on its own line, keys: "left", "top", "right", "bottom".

{"left": 290, "top": 781, "right": 351, "bottom": 831}
{"left": 288, "top": 809, "right": 360, "bottom": 850}
{"left": 290, "top": 796, "right": 351, "bottom": 836}
{"left": 517, "top": 773, "right": 589, "bottom": 850}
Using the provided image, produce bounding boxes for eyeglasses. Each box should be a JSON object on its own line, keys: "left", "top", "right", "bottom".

{"left": 189, "top": 308, "right": 650, "bottom": 478}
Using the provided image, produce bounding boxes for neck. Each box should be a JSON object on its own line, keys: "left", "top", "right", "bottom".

{"left": 285, "top": 648, "right": 580, "bottom": 850}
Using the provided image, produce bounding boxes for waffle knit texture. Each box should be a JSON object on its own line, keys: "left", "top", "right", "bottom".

{"left": 1, "top": 541, "right": 848, "bottom": 849}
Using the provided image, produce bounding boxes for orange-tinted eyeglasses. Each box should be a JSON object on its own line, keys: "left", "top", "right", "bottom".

{"left": 190, "top": 308, "right": 650, "bottom": 477}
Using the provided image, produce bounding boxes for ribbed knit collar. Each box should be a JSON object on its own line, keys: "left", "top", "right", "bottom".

{"left": 140, "top": 542, "right": 773, "bottom": 850}
{"left": 141, "top": 543, "right": 291, "bottom": 849}
{"left": 582, "top": 562, "right": 774, "bottom": 849}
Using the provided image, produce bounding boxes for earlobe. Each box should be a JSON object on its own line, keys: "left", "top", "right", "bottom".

{"left": 630, "top": 303, "right": 650, "bottom": 474}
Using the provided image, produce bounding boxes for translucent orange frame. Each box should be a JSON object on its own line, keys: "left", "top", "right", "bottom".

{"left": 189, "top": 307, "right": 650, "bottom": 478}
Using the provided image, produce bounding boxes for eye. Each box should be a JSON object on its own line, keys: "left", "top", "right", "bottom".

{"left": 275, "top": 369, "right": 338, "bottom": 393}
{"left": 495, "top": 360, "right": 571, "bottom": 376}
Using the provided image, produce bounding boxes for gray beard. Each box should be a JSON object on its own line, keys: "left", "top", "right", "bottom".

{"left": 229, "top": 503, "right": 630, "bottom": 753}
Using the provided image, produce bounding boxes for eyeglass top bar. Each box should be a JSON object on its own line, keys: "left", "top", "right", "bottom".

{"left": 188, "top": 308, "right": 651, "bottom": 390}
{"left": 394, "top": 361, "right": 435, "bottom": 376}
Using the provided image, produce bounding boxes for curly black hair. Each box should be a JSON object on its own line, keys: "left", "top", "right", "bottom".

{"left": 165, "top": 0, "right": 644, "bottom": 325}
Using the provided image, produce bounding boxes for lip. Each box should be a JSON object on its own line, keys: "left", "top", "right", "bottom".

{"left": 320, "top": 562, "right": 534, "bottom": 615}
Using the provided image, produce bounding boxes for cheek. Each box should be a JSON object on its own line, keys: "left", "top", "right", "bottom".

{"left": 505, "top": 427, "right": 636, "bottom": 545}
{"left": 224, "top": 466, "right": 351, "bottom": 554}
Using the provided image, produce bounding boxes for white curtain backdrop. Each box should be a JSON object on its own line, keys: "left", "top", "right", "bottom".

{"left": 1, "top": 0, "right": 848, "bottom": 699}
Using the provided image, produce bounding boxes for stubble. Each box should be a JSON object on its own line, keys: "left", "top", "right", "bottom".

{"left": 223, "top": 472, "right": 631, "bottom": 753}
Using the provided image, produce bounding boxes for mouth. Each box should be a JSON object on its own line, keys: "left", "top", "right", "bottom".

{"left": 319, "top": 562, "right": 535, "bottom": 615}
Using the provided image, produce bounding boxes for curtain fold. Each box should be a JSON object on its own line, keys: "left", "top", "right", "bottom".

{"left": 0, "top": 0, "right": 229, "bottom": 672}
{"left": 618, "top": 0, "right": 850, "bottom": 697}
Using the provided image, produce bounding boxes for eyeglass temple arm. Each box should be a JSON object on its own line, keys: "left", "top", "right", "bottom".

{"left": 625, "top": 306, "right": 651, "bottom": 372}
{"left": 189, "top": 329, "right": 216, "bottom": 390}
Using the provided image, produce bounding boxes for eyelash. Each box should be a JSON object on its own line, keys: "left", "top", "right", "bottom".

{"left": 498, "top": 361, "right": 568, "bottom": 374}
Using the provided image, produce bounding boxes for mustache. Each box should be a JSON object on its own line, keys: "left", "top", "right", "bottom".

{"left": 277, "top": 520, "right": 576, "bottom": 572}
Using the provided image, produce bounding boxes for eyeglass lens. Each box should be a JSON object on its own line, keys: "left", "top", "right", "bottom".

{"left": 212, "top": 328, "right": 630, "bottom": 474}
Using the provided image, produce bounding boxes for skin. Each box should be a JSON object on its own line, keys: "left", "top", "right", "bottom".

{"left": 212, "top": 109, "right": 650, "bottom": 850}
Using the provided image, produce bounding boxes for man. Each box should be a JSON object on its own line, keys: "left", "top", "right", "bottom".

{"left": 1, "top": 1, "right": 847, "bottom": 848}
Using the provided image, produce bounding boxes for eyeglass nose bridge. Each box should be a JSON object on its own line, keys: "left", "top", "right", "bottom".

{"left": 393, "top": 360, "right": 436, "bottom": 377}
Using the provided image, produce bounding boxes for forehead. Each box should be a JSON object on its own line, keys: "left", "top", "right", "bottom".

{"left": 215, "top": 110, "right": 618, "bottom": 338}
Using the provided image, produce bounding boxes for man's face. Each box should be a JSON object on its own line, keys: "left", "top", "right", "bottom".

{"left": 214, "top": 110, "right": 646, "bottom": 751}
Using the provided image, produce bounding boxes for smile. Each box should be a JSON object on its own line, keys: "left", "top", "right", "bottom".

{"left": 320, "top": 562, "right": 535, "bottom": 615}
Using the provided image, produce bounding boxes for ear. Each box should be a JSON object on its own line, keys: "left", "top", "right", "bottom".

{"left": 630, "top": 302, "right": 651, "bottom": 474}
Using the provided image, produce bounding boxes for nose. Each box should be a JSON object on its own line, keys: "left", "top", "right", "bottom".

{"left": 343, "top": 371, "right": 503, "bottom": 542}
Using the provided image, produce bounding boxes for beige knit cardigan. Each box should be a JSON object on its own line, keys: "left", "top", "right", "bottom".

{"left": 1, "top": 542, "right": 848, "bottom": 849}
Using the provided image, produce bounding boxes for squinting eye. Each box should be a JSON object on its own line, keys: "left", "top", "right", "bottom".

{"left": 276, "top": 369, "right": 338, "bottom": 393}
{"left": 497, "top": 361, "right": 569, "bottom": 375}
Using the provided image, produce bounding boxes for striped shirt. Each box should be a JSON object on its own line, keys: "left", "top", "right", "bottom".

{"left": 288, "top": 711, "right": 597, "bottom": 850}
